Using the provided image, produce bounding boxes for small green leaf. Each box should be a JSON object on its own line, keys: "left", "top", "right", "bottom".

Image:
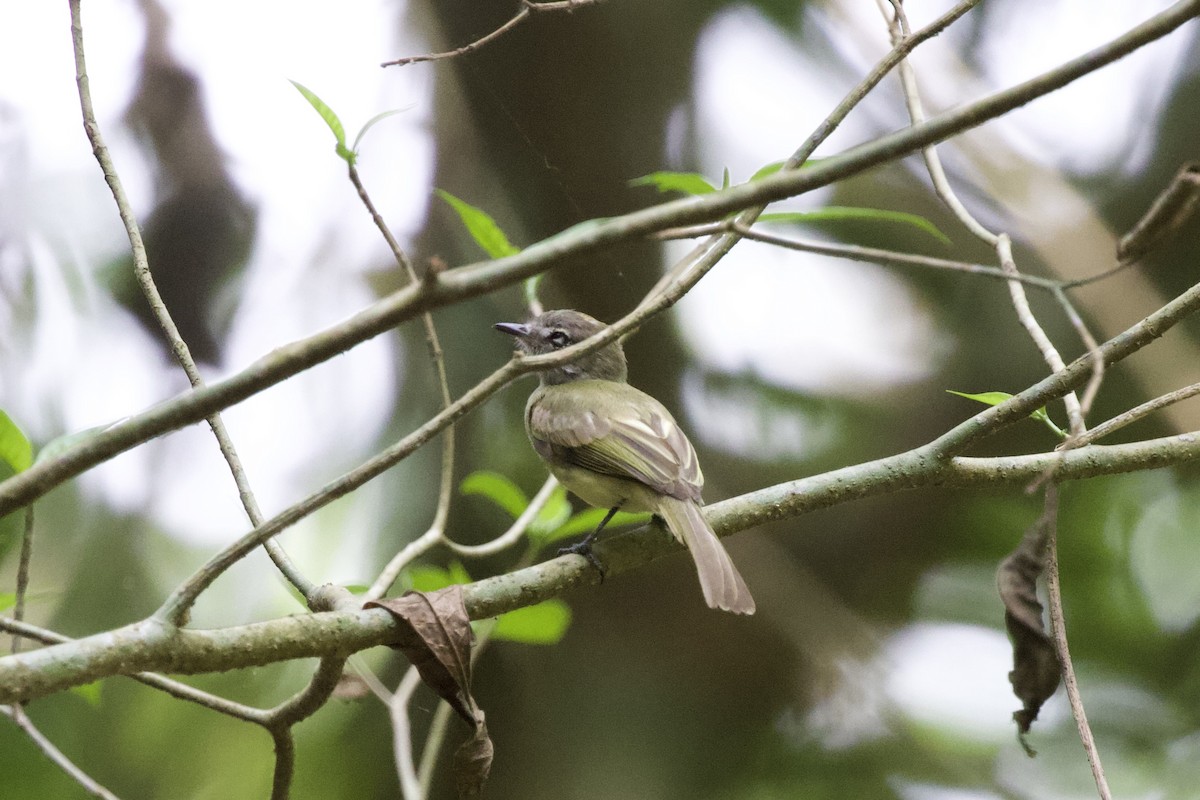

{"left": 721, "top": 167, "right": 730, "bottom": 190}
{"left": 528, "top": 485, "right": 573, "bottom": 540}
{"left": 460, "top": 471, "right": 529, "bottom": 519}
{"left": 289, "top": 80, "right": 353, "bottom": 165}
{"left": 760, "top": 206, "right": 951, "bottom": 245}
{"left": 407, "top": 565, "right": 453, "bottom": 593}
{"left": 751, "top": 161, "right": 786, "bottom": 181}
{"left": 493, "top": 600, "right": 571, "bottom": 644}
{"left": 351, "top": 108, "right": 407, "bottom": 153}
{"left": 0, "top": 592, "right": 15, "bottom": 612}
{"left": 541, "top": 508, "right": 651, "bottom": 544}
{"left": 448, "top": 561, "right": 472, "bottom": 586}
{"left": 34, "top": 422, "right": 115, "bottom": 466}
{"left": 407, "top": 562, "right": 472, "bottom": 593}
{"left": 435, "top": 190, "right": 521, "bottom": 259}
{"left": 628, "top": 171, "right": 716, "bottom": 196}
{"left": 947, "top": 390, "right": 1016, "bottom": 407}
{"left": 0, "top": 410, "right": 33, "bottom": 473}
{"left": 70, "top": 681, "right": 103, "bottom": 707}
{"left": 947, "top": 390, "right": 1066, "bottom": 438}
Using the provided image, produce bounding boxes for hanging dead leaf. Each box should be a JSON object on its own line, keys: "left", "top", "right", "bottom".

{"left": 367, "top": 585, "right": 476, "bottom": 722}
{"left": 454, "top": 710, "right": 494, "bottom": 797}
{"left": 366, "top": 585, "right": 494, "bottom": 796}
{"left": 996, "top": 511, "right": 1062, "bottom": 755}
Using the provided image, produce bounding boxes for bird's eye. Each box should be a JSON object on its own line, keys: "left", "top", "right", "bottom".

{"left": 546, "top": 330, "right": 570, "bottom": 348}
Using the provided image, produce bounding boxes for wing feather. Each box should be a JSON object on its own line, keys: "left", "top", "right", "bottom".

{"left": 527, "top": 381, "right": 703, "bottom": 501}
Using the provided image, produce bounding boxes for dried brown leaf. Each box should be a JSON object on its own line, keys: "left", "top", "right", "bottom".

{"left": 997, "top": 519, "right": 1061, "bottom": 754}
{"left": 454, "top": 711, "right": 494, "bottom": 798}
{"left": 367, "top": 586, "right": 495, "bottom": 796}
{"left": 366, "top": 586, "right": 476, "bottom": 723}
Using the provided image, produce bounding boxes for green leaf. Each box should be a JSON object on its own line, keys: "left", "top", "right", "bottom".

{"left": 407, "top": 562, "right": 472, "bottom": 593}
{"left": 460, "top": 471, "right": 529, "bottom": 519}
{"left": 492, "top": 600, "right": 571, "bottom": 644}
{"left": 448, "top": 561, "right": 472, "bottom": 586}
{"left": 34, "top": 422, "right": 115, "bottom": 466}
{"left": 947, "top": 390, "right": 1066, "bottom": 438}
{"left": 0, "top": 410, "right": 33, "bottom": 473}
{"left": 407, "top": 565, "right": 453, "bottom": 593}
{"left": 289, "top": 80, "right": 354, "bottom": 165}
{"left": 628, "top": 171, "right": 716, "bottom": 196}
{"left": 528, "top": 485, "right": 573, "bottom": 540}
{"left": 0, "top": 592, "right": 15, "bottom": 612}
{"left": 540, "top": 507, "right": 651, "bottom": 544}
{"left": 435, "top": 190, "right": 521, "bottom": 259}
{"left": 70, "top": 681, "right": 103, "bottom": 707}
{"left": 947, "top": 390, "right": 1016, "bottom": 408}
{"left": 760, "top": 206, "right": 951, "bottom": 245}
{"left": 721, "top": 167, "right": 730, "bottom": 190}
{"left": 351, "top": 108, "right": 407, "bottom": 153}
{"left": 751, "top": 161, "right": 787, "bottom": 181}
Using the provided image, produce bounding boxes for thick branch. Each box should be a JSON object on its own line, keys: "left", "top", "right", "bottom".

{"left": 3, "top": 429, "right": 1199, "bottom": 704}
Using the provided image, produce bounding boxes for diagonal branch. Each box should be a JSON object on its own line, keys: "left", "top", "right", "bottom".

{"left": 4, "top": 426, "right": 1200, "bottom": 705}
{"left": 3, "top": 0, "right": 1196, "bottom": 518}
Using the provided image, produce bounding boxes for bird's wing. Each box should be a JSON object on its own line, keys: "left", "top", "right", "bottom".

{"left": 527, "top": 381, "right": 703, "bottom": 502}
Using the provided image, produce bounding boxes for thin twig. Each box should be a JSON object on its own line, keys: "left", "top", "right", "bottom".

{"left": 1071, "top": 380, "right": 1200, "bottom": 447}
{"left": 661, "top": 222, "right": 1067, "bottom": 289}
{"left": 443, "top": 476, "right": 559, "bottom": 557}
{"left": 67, "top": 0, "right": 316, "bottom": 603}
{"left": 10, "top": 506, "right": 33, "bottom": 655}
{"left": 996, "top": 236, "right": 1087, "bottom": 437}
{"left": 381, "top": 0, "right": 604, "bottom": 67}
{"left": 1043, "top": 486, "right": 1113, "bottom": 800}
{"left": 347, "top": 164, "right": 457, "bottom": 599}
{"left": 2, "top": 705, "right": 121, "bottom": 799}
{"left": 1053, "top": 286, "right": 1105, "bottom": 419}
{"left": 388, "top": 667, "right": 426, "bottom": 799}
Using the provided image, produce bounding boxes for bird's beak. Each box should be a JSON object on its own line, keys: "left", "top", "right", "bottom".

{"left": 494, "top": 322, "right": 531, "bottom": 338}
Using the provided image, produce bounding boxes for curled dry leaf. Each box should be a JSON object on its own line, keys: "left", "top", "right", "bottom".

{"left": 996, "top": 518, "right": 1062, "bottom": 755}
{"left": 366, "top": 585, "right": 494, "bottom": 795}
{"left": 455, "top": 712, "right": 493, "bottom": 798}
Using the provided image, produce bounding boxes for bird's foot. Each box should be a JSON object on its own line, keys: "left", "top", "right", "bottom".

{"left": 558, "top": 537, "right": 606, "bottom": 581}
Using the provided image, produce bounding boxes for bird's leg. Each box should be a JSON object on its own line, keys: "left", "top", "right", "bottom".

{"left": 558, "top": 506, "right": 620, "bottom": 578}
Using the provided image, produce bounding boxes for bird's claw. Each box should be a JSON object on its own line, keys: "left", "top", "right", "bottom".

{"left": 558, "top": 539, "right": 606, "bottom": 581}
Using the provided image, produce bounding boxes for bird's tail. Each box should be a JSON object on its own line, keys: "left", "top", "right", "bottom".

{"left": 656, "top": 496, "right": 755, "bottom": 614}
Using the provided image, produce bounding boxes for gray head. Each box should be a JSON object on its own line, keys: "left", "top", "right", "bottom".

{"left": 495, "top": 309, "right": 628, "bottom": 385}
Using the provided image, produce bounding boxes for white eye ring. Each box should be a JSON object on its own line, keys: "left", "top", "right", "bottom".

{"left": 547, "top": 330, "right": 570, "bottom": 348}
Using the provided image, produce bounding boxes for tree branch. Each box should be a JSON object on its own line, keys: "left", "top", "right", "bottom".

{"left": 3, "top": 0, "right": 1195, "bottom": 517}
{"left": 3, "top": 426, "right": 1200, "bottom": 704}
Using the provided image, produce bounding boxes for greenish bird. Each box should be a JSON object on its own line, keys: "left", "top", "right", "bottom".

{"left": 496, "top": 309, "right": 755, "bottom": 614}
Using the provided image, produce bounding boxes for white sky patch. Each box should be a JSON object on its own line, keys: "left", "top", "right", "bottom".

{"left": 691, "top": 5, "right": 873, "bottom": 183}
{"left": 671, "top": 237, "right": 949, "bottom": 397}
{"left": 884, "top": 623, "right": 1026, "bottom": 741}
{"left": 0, "top": 0, "right": 434, "bottom": 549}
{"left": 680, "top": 6, "right": 950, "bottom": 399}
{"left": 970, "top": 0, "right": 1192, "bottom": 176}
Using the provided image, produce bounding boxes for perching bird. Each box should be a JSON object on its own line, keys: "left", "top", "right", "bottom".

{"left": 496, "top": 309, "right": 755, "bottom": 614}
